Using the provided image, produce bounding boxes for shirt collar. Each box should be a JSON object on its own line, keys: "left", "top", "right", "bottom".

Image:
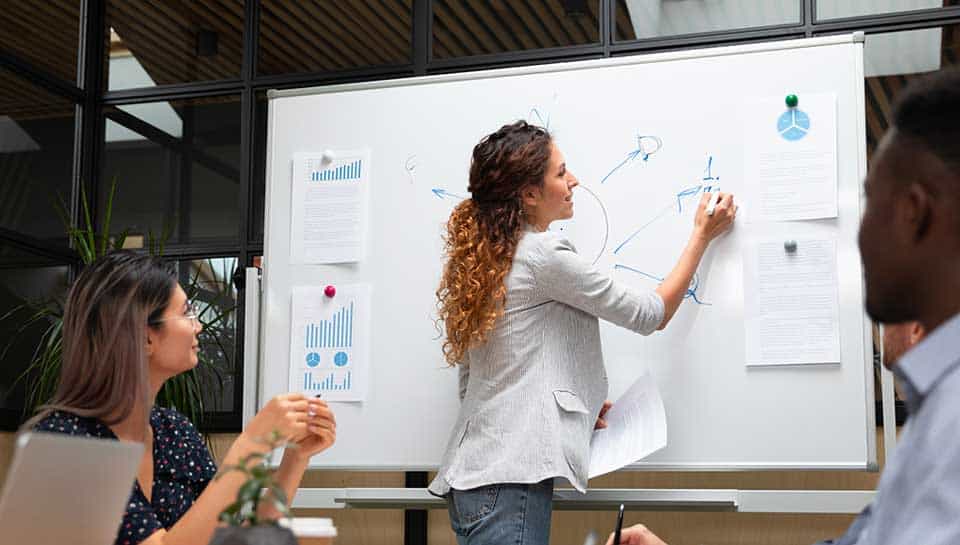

{"left": 893, "top": 312, "right": 960, "bottom": 411}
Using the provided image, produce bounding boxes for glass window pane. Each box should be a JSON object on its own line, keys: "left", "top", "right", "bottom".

{"left": 258, "top": 1, "right": 412, "bottom": 76}
{"left": 863, "top": 24, "right": 958, "bottom": 158}
{"left": 0, "top": 67, "right": 75, "bottom": 245}
{"left": 433, "top": 0, "right": 599, "bottom": 59}
{"left": 178, "top": 256, "right": 238, "bottom": 414}
{"left": 252, "top": 91, "right": 267, "bottom": 243}
{"left": 615, "top": 0, "right": 800, "bottom": 42}
{"left": 0, "top": 251, "right": 69, "bottom": 428}
{"left": 0, "top": 1, "right": 80, "bottom": 83}
{"left": 101, "top": 95, "right": 241, "bottom": 245}
{"left": 817, "top": 0, "right": 952, "bottom": 21}
{"left": 107, "top": 0, "right": 243, "bottom": 90}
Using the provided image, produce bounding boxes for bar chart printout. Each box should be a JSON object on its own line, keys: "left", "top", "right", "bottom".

{"left": 290, "top": 149, "right": 370, "bottom": 264}
{"left": 290, "top": 284, "right": 371, "bottom": 401}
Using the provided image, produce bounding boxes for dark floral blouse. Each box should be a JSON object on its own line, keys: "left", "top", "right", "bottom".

{"left": 35, "top": 406, "right": 218, "bottom": 545}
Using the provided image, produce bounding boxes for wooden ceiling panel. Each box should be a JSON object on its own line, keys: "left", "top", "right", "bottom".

{"left": 432, "top": 1, "right": 600, "bottom": 59}
{"left": 0, "top": 0, "right": 79, "bottom": 83}
{"left": 107, "top": 0, "right": 244, "bottom": 86}
{"left": 257, "top": 0, "right": 411, "bottom": 75}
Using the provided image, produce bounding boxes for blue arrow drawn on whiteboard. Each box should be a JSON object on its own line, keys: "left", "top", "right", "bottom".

{"left": 432, "top": 188, "right": 467, "bottom": 200}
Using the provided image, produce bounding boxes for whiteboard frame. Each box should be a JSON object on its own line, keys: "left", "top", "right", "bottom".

{"left": 259, "top": 32, "right": 878, "bottom": 472}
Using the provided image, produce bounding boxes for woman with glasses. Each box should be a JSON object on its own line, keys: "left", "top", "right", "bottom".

{"left": 24, "top": 250, "right": 337, "bottom": 545}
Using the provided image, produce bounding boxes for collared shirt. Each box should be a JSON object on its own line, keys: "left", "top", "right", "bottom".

{"left": 35, "top": 406, "right": 217, "bottom": 545}
{"left": 817, "top": 312, "right": 960, "bottom": 545}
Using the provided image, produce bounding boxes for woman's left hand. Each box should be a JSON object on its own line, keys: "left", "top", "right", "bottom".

{"left": 292, "top": 398, "right": 337, "bottom": 458}
{"left": 595, "top": 400, "right": 613, "bottom": 430}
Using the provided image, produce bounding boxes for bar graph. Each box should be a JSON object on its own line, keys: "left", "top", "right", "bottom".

{"left": 304, "top": 302, "right": 354, "bottom": 349}
{"left": 291, "top": 283, "right": 369, "bottom": 401}
{"left": 310, "top": 159, "right": 362, "bottom": 182}
{"left": 303, "top": 371, "right": 352, "bottom": 391}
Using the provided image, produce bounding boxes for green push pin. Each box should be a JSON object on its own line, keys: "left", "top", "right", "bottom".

{"left": 785, "top": 94, "right": 799, "bottom": 108}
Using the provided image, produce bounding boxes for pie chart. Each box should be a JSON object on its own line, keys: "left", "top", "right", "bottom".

{"left": 777, "top": 108, "right": 810, "bottom": 141}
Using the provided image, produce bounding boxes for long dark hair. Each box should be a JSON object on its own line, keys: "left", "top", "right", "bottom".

{"left": 436, "top": 120, "right": 553, "bottom": 365}
{"left": 24, "top": 250, "right": 177, "bottom": 430}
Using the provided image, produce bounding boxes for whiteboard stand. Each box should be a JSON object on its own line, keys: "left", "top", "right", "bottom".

{"left": 242, "top": 266, "right": 262, "bottom": 427}
{"left": 244, "top": 271, "right": 885, "bottom": 515}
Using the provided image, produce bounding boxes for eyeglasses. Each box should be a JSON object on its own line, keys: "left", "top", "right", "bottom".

{"left": 150, "top": 302, "right": 201, "bottom": 326}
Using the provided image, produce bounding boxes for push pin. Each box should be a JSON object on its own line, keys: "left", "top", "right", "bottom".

{"left": 320, "top": 149, "right": 336, "bottom": 165}
{"left": 324, "top": 285, "right": 336, "bottom": 298}
{"left": 784, "top": 240, "right": 798, "bottom": 254}
{"left": 785, "top": 94, "right": 799, "bottom": 109}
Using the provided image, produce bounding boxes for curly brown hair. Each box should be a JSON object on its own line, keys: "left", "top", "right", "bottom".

{"left": 436, "top": 120, "right": 553, "bottom": 365}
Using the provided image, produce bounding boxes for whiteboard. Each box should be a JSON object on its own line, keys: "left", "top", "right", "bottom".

{"left": 260, "top": 34, "right": 875, "bottom": 471}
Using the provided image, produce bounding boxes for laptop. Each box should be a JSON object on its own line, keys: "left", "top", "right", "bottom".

{"left": 0, "top": 432, "right": 143, "bottom": 545}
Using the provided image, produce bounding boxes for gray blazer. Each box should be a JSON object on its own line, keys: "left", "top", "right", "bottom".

{"left": 428, "top": 227, "right": 664, "bottom": 495}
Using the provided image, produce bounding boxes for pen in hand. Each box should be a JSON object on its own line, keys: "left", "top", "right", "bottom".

{"left": 705, "top": 191, "right": 721, "bottom": 216}
{"left": 613, "top": 503, "right": 625, "bottom": 545}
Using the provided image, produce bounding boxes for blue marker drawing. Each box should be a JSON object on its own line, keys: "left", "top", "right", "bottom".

{"left": 615, "top": 264, "right": 710, "bottom": 305}
{"left": 675, "top": 155, "right": 721, "bottom": 213}
{"left": 613, "top": 201, "right": 676, "bottom": 254}
{"left": 530, "top": 107, "right": 551, "bottom": 130}
{"left": 431, "top": 188, "right": 467, "bottom": 200}
{"left": 777, "top": 108, "right": 810, "bottom": 141}
{"left": 600, "top": 135, "right": 663, "bottom": 184}
{"left": 404, "top": 155, "right": 417, "bottom": 184}
{"left": 614, "top": 155, "right": 720, "bottom": 254}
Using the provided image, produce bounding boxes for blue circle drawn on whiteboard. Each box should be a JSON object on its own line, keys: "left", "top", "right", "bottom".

{"left": 334, "top": 351, "right": 349, "bottom": 367}
{"left": 777, "top": 109, "right": 810, "bottom": 141}
{"left": 306, "top": 352, "right": 321, "bottom": 368}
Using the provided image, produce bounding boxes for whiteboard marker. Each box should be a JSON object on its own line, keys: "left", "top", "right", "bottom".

{"left": 705, "top": 191, "right": 721, "bottom": 216}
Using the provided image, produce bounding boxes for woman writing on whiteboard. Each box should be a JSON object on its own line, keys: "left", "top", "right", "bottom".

{"left": 25, "top": 251, "right": 337, "bottom": 545}
{"left": 429, "top": 121, "right": 736, "bottom": 544}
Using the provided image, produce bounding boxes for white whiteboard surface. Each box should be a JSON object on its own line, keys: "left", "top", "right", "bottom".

{"left": 261, "top": 35, "right": 875, "bottom": 471}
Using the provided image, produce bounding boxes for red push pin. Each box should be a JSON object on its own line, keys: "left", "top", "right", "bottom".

{"left": 324, "top": 285, "right": 336, "bottom": 298}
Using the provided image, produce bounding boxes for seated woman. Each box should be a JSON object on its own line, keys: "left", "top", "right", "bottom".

{"left": 24, "top": 250, "right": 336, "bottom": 545}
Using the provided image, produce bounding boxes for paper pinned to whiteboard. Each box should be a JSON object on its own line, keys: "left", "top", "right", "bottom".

{"left": 290, "top": 150, "right": 370, "bottom": 264}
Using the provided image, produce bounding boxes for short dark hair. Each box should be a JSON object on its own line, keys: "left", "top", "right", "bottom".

{"left": 892, "top": 67, "right": 960, "bottom": 174}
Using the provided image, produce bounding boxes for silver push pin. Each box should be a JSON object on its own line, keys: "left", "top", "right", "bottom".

{"left": 784, "top": 240, "right": 798, "bottom": 253}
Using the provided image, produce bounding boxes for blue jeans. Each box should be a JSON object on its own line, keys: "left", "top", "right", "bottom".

{"left": 445, "top": 479, "right": 555, "bottom": 545}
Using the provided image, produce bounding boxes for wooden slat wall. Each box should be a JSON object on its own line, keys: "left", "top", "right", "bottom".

{"left": 0, "top": 0, "right": 79, "bottom": 83}
{"left": 257, "top": 1, "right": 412, "bottom": 75}
{"left": 432, "top": 0, "right": 599, "bottom": 59}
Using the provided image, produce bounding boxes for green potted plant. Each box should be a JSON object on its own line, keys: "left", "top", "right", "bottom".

{"left": 210, "top": 431, "right": 297, "bottom": 545}
{"left": 1, "top": 178, "right": 233, "bottom": 431}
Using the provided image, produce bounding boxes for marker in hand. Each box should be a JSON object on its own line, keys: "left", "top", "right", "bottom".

{"left": 705, "top": 191, "right": 721, "bottom": 216}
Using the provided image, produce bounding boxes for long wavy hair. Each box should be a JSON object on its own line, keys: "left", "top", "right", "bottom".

{"left": 437, "top": 120, "right": 553, "bottom": 365}
{"left": 23, "top": 250, "right": 176, "bottom": 432}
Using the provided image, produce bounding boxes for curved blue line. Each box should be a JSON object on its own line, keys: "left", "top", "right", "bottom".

{"left": 614, "top": 264, "right": 710, "bottom": 305}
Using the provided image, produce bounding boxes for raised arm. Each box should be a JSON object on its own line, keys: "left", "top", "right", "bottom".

{"left": 654, "top": 192, "right": 736, "bottom": 329}
{"left": 142, "top": 394, "right": 333, "bottom": 545}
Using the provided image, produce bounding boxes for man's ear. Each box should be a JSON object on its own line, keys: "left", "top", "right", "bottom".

{"left": 909, "top": 321, "right": 925, "bottom": 346}
{"left": 902, "top": 182, "right": 933, "bottom": 244}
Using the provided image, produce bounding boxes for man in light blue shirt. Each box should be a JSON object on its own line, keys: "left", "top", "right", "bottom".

{"left": 607, "top": 67, "right": 960, "bottom": 545}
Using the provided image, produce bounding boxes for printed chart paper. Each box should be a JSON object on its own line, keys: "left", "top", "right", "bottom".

{"left": 290, "top": 284, "right": 371, "bottom": 401}
{"left": 743, "top": 93, "right": 838, "bottom": 222}
{"left": 290, "top": 150, "right": 370, "bottom": 263}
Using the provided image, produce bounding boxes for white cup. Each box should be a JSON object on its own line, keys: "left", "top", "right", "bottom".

{"left": 279, "top": 517, "right": 337, "bottom": 545}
